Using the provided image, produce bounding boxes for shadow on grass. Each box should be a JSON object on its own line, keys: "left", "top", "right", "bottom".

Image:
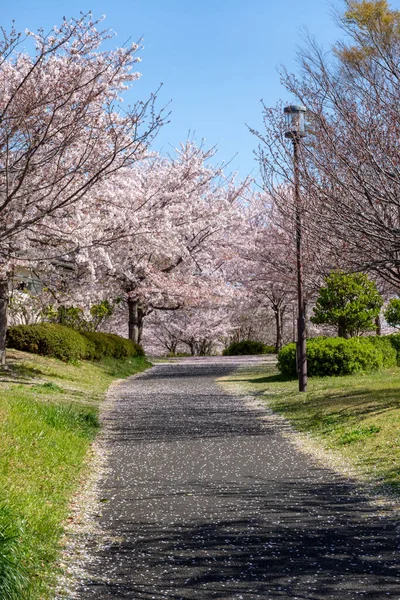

{"left": 0, "top": 363, "right": 47, "bottom": 384}
{"left": 224, "top": 372, "right": 294, "bottom": 385}
{"left": 306, "top": 387, "right": 400, "bottom": 421}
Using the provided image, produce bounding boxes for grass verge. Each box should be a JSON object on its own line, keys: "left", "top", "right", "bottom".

{"left": 0, "top": 349, "right": 151, "bottom": 599}
{"left": 220, "top": 360, "right": 400, "bottom": 497}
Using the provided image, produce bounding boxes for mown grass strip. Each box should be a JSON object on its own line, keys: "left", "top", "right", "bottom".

{"left": 0, "top": 350, "right": 151, "bottom": 599}
{"left": 220, "top": 361, "right": 400, "bottom": 496}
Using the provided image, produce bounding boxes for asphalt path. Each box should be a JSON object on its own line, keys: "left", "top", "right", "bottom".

{"left": 77, "top": 356, "right": 399, "bottom": 599}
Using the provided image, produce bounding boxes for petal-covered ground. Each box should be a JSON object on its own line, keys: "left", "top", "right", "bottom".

{"left": 76, "top": 357, "right": 399, "bottom": 599}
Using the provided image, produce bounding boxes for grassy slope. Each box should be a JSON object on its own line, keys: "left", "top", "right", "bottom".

{"left": 220, "top": 361, "right": 400, "bottom": 496}
{"left": 0, "top": 349, "right": 151, "bottom": 599}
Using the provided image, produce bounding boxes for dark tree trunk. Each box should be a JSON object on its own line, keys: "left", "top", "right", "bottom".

{"left": 0, "top": 280, "right": 8, "bottom": 367}
{"left": 128, "top": 299, "right": 144, "bottom": 344}
{"left": 168, "top": 341, "right": 178, "bottom": 354}
{"left": 198, "top": 339, "right": 212, "bottom": 356}
{"left": 274, "top": 308, "right": 284, "bottom": 353}
{"left": 184, "top": 339, "right": 197, "bottom": 356}
{"left": 375, "top": 314, "right": 381, "bottom": 336}
{"left": 271, "top": 299, "right": 285, "bottom": 353}
{"left": 304, "top": 301, "right": 309, "bottom": 338}
{"left": 338, "top": 320, "right": 350, "bottom": 338}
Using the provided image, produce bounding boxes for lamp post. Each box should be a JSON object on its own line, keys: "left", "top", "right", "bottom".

{"left": 284, "top": 105, "right": 307, "bottom": 392}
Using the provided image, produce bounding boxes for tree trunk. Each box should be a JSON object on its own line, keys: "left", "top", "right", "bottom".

{"left": 199, "top": 339, "right": 212, "bottom": 356}
{"left": 128, "top": 299, "right": 144, "bottom": 344}
{"left": 338, "top": 320, "right": 349, "bottom": 338}
{"left": 168, "top": 341, "right": 178, "bottom": 354}
{"left": 274, "top": 308, "right": 284, "bottom": 353}
{"left": 375, "top": 314, "right": 381, "bottom": 336}
{"left": 0, "top": 280, "right": 8, "bottom": 367}
{"left": 304, "top": 301, "right": 309, "bottom": 338}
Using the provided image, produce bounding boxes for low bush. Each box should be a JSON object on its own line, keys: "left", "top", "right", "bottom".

{"left": 278, "top": 336, "right": 385, "bottom": 378}
{"left": 263, "top": 345, "right": 276, "bottom": 354}
{"left": 7, "top": 324, "right": 92, "bottom": 362}
{"left": 387, "top": 333, "right": 400, "bottom": 365}
{"left": 223, "top": 340, "right": 274, "bottom": 355}
{"left": 277, "top": 342, "right": 297, "bottom": 377}
{"left": 7, "top": 324, "right": 145, "bottom": 362}
{"left": 82, "top": 331, "right": 144, "bottom": 360}
{"left": 366, "top": 336, "right": 397, "bottom": 367}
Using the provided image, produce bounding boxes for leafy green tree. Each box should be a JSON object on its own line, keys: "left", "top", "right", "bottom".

{"left": 311, "top": 271, "right": 383, "bottom": 338}
{"left": 384, "top": 298, "right": 400, "bottom": 328}
{"left": 89, "top": 300, "right": 118, "bottom": 331}
{"left": 43, "top": 300, "right": 118, "bottom": 332}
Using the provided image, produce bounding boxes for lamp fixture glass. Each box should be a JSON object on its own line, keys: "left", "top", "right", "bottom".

{"left": 284, "top": 105, "right": 307, "bottom": 139}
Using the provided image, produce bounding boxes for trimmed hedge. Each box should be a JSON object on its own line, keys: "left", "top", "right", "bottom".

{"left": 7, "top": 324, "right": 144, "bottom": 362}
{"left": 277, "top": 336, "right": 389, "bottom": 378}
{"left": 263, "top": 345, "right": 276, "bottom": 354}
{"left": 223, "top": 340, "right": 276, "bottom": 356}
{"left": 82, "top": 331, "right": 144, "bottom": 360}
{"left": 7, "top": 324, "right": 92, "bottom": 362}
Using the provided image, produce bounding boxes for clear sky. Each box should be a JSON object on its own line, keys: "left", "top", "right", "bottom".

{"left": 0, "top": 0, "right": 370, "bottom": 182}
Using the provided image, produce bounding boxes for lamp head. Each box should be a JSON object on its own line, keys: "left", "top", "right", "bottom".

{"left": 284, "top": 105, "right": 307, "bottom": 139}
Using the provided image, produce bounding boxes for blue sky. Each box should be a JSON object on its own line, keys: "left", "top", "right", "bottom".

{"left": 0, "top": 1, "right": 364, "bottom": 181}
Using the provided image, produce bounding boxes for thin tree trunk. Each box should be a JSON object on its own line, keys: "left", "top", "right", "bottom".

{"left": 0, "top": 280, "right": 8, "bottom": 367}
{"left": 375, "top": 314, "right": 381, "bottom": 336}
{"left": 274, "top": 308, "right": 284, "bottom": 353}
{"left": 128, "top": 299, "right": 144, "bottom": 344}
{"left": 137, "top": 309, "right": 144, "bottom": 345}
{"left": 168, "top": 341, "right": 178, "bottom": 354}
{"left": 338, "top": 321, "right": 349, "bottom": 338}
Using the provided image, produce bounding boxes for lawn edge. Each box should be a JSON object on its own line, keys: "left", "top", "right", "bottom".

{"left": 218, "top": 364, "right": 400, "bottom": 518}
{"left": 53, "top": 367, "right": 152, "bottom": 599}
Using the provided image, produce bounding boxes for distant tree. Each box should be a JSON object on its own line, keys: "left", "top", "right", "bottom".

{"left": 384, "top": 298, "right": 400, "bottom": 328}
{"left": 311, "top": 271, "right": 383, "bottom": 338}
{"left": 251, "top": 1, "right": 400, "bottom": 290}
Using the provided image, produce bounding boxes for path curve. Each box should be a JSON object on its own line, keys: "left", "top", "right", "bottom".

{"left": 75, "top": 356, "right": 399, "bottom": 599}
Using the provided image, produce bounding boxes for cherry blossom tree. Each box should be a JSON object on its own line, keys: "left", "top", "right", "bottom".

{"left": 234, "top": 189, "right": 331, "bottom": 351}
{"left": 252, "top": 1, "right": 400, "bottom": 296}
{"left": 226, "top": 292, "right": 277, "bottom": 346}
{"left": 78, "top": 142, "right": 248, "bottom": 344}
{"left": 0, "top": 14, "right": 165, "bottom": 363}
{"left": 146, "top": 305, "right": 233, "bottom": 356}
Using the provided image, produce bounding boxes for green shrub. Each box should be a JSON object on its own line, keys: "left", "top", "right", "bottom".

{"left": 7, "top": 324, "right": 145, "bottom": 363}
{"left": 263, "top": 344, "right": 276, "bottom": 354}
{"left": 387, "top": 333, "right": 400, "bottom": 365}
{"left": 277, "top": 336, "right": 385, "bottom": 378}
{"left": 384, "top": 298, "right": 400, "bottom": 328}
{"left": 223, "top": 340, "right": 272, "bottom": 355}
{"left": 7, "top": 324, "right": 92, "bottom": 362}
{"left": 81, "top": 331, "right": 144, "bottom": 360}
{"left": 366, "top": 336, "right": 397, "bottom": 367}
{"left": 277, "top": 342, "right": 297, "bottom": 377}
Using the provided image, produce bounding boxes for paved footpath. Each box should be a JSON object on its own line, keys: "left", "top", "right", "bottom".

{"left": 77, "top": 357, "right": 399, "bottom": 599}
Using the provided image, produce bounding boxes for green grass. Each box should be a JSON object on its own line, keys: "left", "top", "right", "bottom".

{"left": 0, "top": 349, "right": 151, "bottom": 599}
{"left": 220, "top": 362, "right": 400, "bottom": 496}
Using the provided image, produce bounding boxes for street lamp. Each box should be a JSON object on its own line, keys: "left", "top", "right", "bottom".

{"left": 284, "top": 105, "right": 307, "bottom": 393}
